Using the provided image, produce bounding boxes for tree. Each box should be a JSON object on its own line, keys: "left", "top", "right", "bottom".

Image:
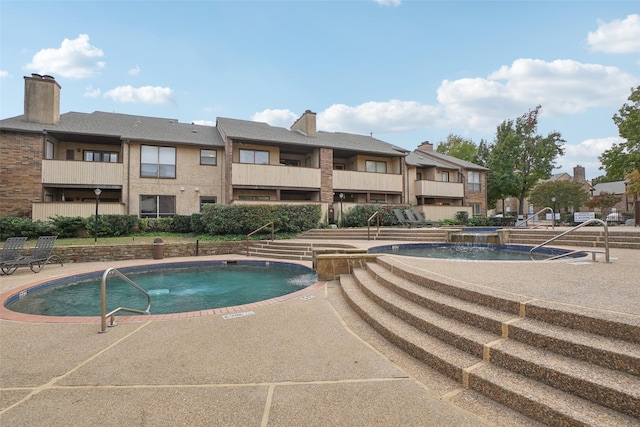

{"left": 528, "top": 180, "right": 589, "bottom": 213}
{"left": 600, "top": 85, "right": 640, "bottom": 180}
{"left": 584, "top": 192, "right": 622, "bottom": 219}
{"left": 474, "top": 138, "right": 491, "bottom": 167}
{"left": 487, "top": 106, "right": 565, "bottom": 215}
{"left": 435, "top": 134, "right": 477, "bottom": 162}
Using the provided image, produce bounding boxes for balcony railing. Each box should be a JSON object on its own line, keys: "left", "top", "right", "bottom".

{"left": 333, "top": 170, "right": 402, "bottom": 192}
{"left": 32, "top": 202, "right": 126, "bottom": 221}
{"left": 419, "top": 205, "right": 471, "bottom": 222}
{"left": 232, "top": 163, "right": 321, "bottom": 188}
{"left": 42, "top": 160, "right": 123, "bottom": 186}
{"left": 414, "top": 180, "right": 464, "bottom": 198}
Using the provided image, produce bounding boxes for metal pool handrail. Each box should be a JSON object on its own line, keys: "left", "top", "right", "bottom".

{"left": 367, "top": 211, "right": 381, "bottom": 240}
{"left": 529, "top": 219, "right": 610, "bottom": 262}
{"left": 100, "top": 267, "right": 151, "bottom": 333}
{"left": 517, "top": 206, "right": 554, "bottom": 229}
{"left": 246, "top": 222, "right": 274, "bottom": 256}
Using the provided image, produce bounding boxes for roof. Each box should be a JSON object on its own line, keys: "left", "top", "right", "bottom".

{"left": 405, "top": 149, "right": 488, "bottom": 171}
{"left": 216, "top": 117, "right": 409, "bottom": 157}
{"left": 0, "top": 112, "right": 225, "bottom": 147}
{"left": 593, "top": 180, "right": 627, "bottom": 195}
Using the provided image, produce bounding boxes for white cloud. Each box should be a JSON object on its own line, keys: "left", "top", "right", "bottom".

{"left": 251, "top": 109, "right": 299, "bottom": 128}
{"left": 557, "top": 137, "right": 621, "bottom": 177}
{"left": 192, "top": 120, "right": 215, "bottom": 126}
{"left": 373, "top": 0, "right": 401, "bottom": 6}
{"left": 83, "top": 85, "right": 101, "bottom": 98}
{"left": 129, "top": 65, "right": 141, "bottom": 76}
{"left": 588, "top": 14, "right": 640, "bottom": 53}
{"left": 103, "top": 85, "right": 174, "bottom": 105}
{"left": 0, "top": 70, "right": 9, "bottom": 78}
{"left": 25, "top": 34, "right": 105, "bottom": 79}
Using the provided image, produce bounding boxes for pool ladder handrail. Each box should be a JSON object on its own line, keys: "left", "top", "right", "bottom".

{"left": 246, "top": 222, "right": 274, "bottom": 256}
{"left": 367, "top": 211, "right": 381, "bottom": 240}
{"left": 528, "top": 218, "right": 610, "bottom": 263}
{"left": 100, "top": 267, "right": 151, "bottom": 333}
{"left": 516, "top": 206, "right": 555, "bottom": 229}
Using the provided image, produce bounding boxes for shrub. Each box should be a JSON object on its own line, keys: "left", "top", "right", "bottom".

{"left": 170, "top": 215, "right": 192, "bottom": 233}
{"left": 342, "top": 205, "right": 411, "bottom": 227}
{"left": 455, "top": 211, "right": 469, "bottom": 225}
{"left": 202, "top": 204, "right": 321, "bottom": 235}
{"left": 190, "top": 213, "right": 208, "bottom": 234}
{"left": 50, "top": 216, "right": 87, "bottom": 238}
{"left": 467, "top": 216, "right": 490, "bottom": 227}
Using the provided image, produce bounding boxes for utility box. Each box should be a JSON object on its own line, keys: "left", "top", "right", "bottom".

{"left": 152, "top": 238, "right": 164, "bottom": 259}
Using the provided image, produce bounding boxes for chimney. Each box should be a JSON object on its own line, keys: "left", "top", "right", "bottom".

{"left": 418, "top": 141, "right": 433, "bottom": 151}
{"left": 290, "top": 110, "right": 316, "bottom": 137}
{"left": 573, "top": 165, "right": 586, "bottom": 183}
{"left": 24, "top": 74, "right": 61, "bottom": 124}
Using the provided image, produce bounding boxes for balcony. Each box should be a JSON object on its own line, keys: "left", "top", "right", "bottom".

{"left": 232, "top": 163, "right": 321, "bottom": 188}
{"left": 414, "top": 180, "right": 464, "bottom": 198}
{"left": 32, "top": 202, "right": 126, "bottom": 221}
{"left": 42, "top": 160, "right": 123, "bottom": 186}
{"left": 333, "top": 170, "right": 402, "bottom": 192}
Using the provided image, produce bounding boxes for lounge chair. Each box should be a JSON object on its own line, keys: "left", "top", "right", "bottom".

{"left": 412, "top": 210, "right": 435, "bottom": 227}
{"left": 393, "top": 209, "right": 411, "bottom": 227}
{"left": 0, "top": 237, "right": 28, "bottom": 273}
{"left": 404, "top": 209, "right": 427, "bottom": 227}
{"left": 1, "top": 236, "right": 63, "bottom": 275}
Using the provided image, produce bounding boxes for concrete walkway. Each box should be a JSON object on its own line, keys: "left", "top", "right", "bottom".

{"left": 1, "top": 239, "right": 639, "bottom": 426}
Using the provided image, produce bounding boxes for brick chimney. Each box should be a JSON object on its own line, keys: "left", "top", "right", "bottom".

{"left": 573, "top": 165, "right": 586, "bottom": 183}
{"left": 290, "top": 110, "right": 316, "bottom": 137}
{"left": 24, "top": 74, "right": 61, "bottom": 124}
{"left": 418, "top": 141, "right": 434, "bottom": 151}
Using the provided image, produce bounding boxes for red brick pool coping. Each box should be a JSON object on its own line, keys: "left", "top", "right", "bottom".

{"left": 0, "top": 265, "right": 326, "bottom": 324}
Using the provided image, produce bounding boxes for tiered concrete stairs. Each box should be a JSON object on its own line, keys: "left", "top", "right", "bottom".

{"left": 297, "top": 227, "right": 448, "bottom": 242}
{"left": 506, "top": 228, "right": 640, "bottom": 250}
{"left": 340, "top": 256, "right": 640, "bottom": 426}
{"left": 244, "top": 240, "right": 352, "bottom": 262}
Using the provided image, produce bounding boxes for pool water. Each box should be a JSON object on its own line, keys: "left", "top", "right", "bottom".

{"left": 369, "top": 243, "right": 580, "bottom": 261}
{"left": 6, "top": 262, "right": 317, "bottom": 316}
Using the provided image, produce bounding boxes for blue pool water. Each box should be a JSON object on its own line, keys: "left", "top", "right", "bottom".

{"left": 5, "top": 261, "right": 317, "bottom": 316}
{"left": 368, "top": 243, "right": 583, "bottom": 261}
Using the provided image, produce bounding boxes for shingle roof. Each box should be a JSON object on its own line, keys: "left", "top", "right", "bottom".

{"left": 405, "top": 149, "right": 488, "bottom": 170}
{"left": 594, "top": 180, "right": 627, "bottom": 195}
{"left": 216, "top": 117, "right": 409, "bottom": 156}
{"left": 0, "top": 112, "right": 225, "bottom": 147}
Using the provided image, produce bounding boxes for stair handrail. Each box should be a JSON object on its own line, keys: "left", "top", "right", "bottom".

{"left": 367, "top": 211, "right": 381, "bottom": 241}
{"left": 529, "top": 218, "right": 609, "bottom": 262}
{"left": 100, "top": 267, "right": 151, "bottom": 333}
{"left": 516, "top": 206, "right": 555, "bottom": 229}
{"left": 246, "top": 222, "right": 274, "bottom": 256}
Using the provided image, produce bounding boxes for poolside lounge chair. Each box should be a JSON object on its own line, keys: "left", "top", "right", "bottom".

{"left": 412, "top": 210, "right": 435, "bottom": 227}
{"left": 393, "top": 209, "right": 411, "bottom": 227}
{"left": 1, "top": 236, "right": 63, "bottom": 275}
{"left": 0, "top": 237, "right": 28, "bottom": 273}
{"left": 404, "top": 209, "right": 427, "bottom": 227}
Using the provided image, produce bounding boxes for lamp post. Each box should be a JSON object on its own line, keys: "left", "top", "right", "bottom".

{"left": 339, "top": 193, "right": 345, "bottom": 228}
{"left": 551, "top": 196, "right": 556, "bottom": 229}
{"left": 94, "top": 188, "right": 102, "bottom": 244}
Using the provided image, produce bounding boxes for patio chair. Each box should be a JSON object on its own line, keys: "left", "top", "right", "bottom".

{"left": 404, "top": 209, "right": 427, "bottom": 227}
{"left": 1, "top": 236, "right": 63, "bottom": 275}
{"left": 393, "top": 209, "right": 411, "bottom": 227}
{"left": 412, "top": 210, "right": 435, "bottom": 227}
{"left": 0, "top": 237, "right": 28, "bottom": 273}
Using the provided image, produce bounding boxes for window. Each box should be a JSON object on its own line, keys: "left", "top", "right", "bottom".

{"left": 200, "top": 196, "right": 217, "bottom": 212}
{"left": 141, "top": 145, "right": 176, "bottom": 178}
{"left": 84, "top": 150, "right": 118, "bottom": 163}
{"left": 441, "top": 171, "right": 449, "bottom": 182}
{"left": 139, "top": 195, "right": 176, "bottom": 218}
{"left": 416, "top": 172, "right": 422, "bottom": 180}
{"left": 468, "top": 171, "right": 481, "bottom": 192}
{"left": 239, "top": 149, "right": 269, "bottom": 164}
{"left": 239, "top": 195, "right": 270, "bottom": 200}
{"left": 333, "top": 163, "right": 345, "bottom": 170}
{"left": 200, "top": 149, "right": 217, "bottom": 166}
{"left": 365, "top": 160, "right": 387, "bottom": 173}
{"left": 280, "top": 158, "right": 300, "bottom": 166}
{"left": 472, "top": 203, "right": 482, "bottom": 216}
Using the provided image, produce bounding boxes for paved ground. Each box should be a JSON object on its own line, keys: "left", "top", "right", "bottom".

{"left": 1, "top": 233, "right": 638, "bottom": 426}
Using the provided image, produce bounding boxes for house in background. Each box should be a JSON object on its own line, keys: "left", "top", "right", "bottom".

{"left": 405, "top": 142, "right": 488, "bottom": 221}
{"left": 592, "top": 180, "right": 635, "bottom": 220}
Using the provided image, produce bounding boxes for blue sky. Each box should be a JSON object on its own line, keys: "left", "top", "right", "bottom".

{"left": 1, "top": 1, "right": 639, "bottom": 179}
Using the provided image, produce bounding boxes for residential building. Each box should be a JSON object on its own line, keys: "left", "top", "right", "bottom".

{"left": 405, "top": 142, "right": 488, "bottom": 221}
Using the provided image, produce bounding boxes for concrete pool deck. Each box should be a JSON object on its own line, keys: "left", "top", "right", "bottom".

{"left": 1, "top": 237, "right": 639, "bottom": 426}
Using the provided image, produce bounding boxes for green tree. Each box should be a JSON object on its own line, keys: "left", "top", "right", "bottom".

{"left": 474, "top": 138, "right": 490, "bottom": 167}
{"left": 435, "top": 134, "right": 477, "bottom": 162}
{"left": 584, "top": 192, "right": 622, "bottom": 219}
{"left": 600, "top": 85, "right": 640, "bottom": 180}
{"left": 487, "top": 105, "right": 565, "bottom": 215}
{"left": 528, "top": 180, "right": 589, "bottom": 213}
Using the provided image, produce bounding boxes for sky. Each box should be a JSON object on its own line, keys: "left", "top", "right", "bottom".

{"left": 1, "top": 1, "right": 639, "bottom": 180}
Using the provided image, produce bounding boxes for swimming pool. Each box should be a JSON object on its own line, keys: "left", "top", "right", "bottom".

{"left": 368, "top": 243, "right": 584, "bottom": 261}
{"left": 4, "top": 260, "right": 318, "bottom": 317}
